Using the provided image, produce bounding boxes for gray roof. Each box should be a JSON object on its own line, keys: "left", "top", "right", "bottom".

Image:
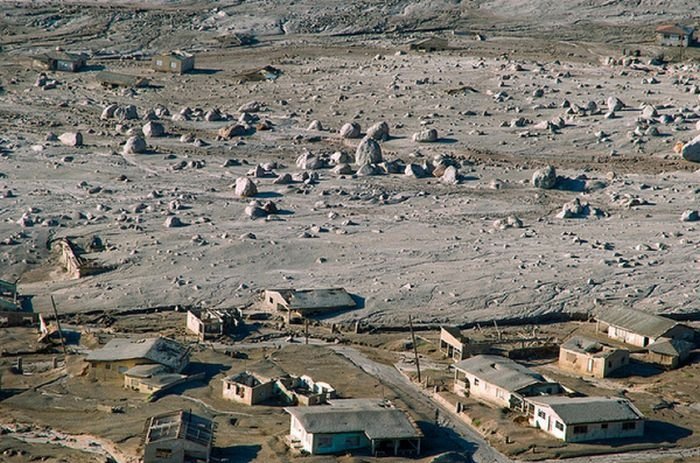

{"left": 529, "top": 396, "right": 644, "bottom": 425}
{"left": 86, "top": 337, "right": 188, "bottom": 371}
{"left": 597, "top": 307, "right": 680, "bottom": 339}
{"left": 648, "top": 338, "right": 694, "bottom": 357}
{"left": 36, "top": 51, "right": 86, "bottom": 63}
{"left": 285, "top": 399, "right": 422, "bottom": 440}
{"left": 145, "top": 410, "right": 213, "bottom": 447}
{"left": 268, "top": 288, "right": 356, "bottom": 311}
{"left": 0, "top": 279, "right": 16, "bottom": 294}
{"left": 454, "top": 355, "right": 551, "bottom": 392}
{"left": 561, "top": 336, "right": 624, "bottom": 358}
{"left": 0, "top": 298, "right": 19, "bottom": 312}
{"left": 95, "top": 71, "right": 148, "bottom": 87}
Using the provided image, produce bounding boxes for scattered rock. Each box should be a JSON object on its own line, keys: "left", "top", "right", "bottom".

{"left": 163, "top": 216, "right": 185, "bottom": 228}
{"left": 123, "top": 136, "right": 147, "bottom": 154}
{"left": 413, "top": 128, "right": 438, "bottom": 143}
{"left": 234, "top": 177, "right": 258, "bottom": 197}
{"left": 532, "top": 165, "right": 557, "bottom": 189}
{"left": 681, "top": 210, "right": 699, "bottom": 222}
{"left": 681, "top": 134, "right": 700, "bottom": 162}
{"left": 142, "top": 121, "right": 165, "bottom": 137}
{"left": 355, "top": 136, "right": 382, "bottom": 166}
{"left": 339, "top": 122, "right": 361, "bottom": 139}
{"left": 493, "top": 216, "right": 523, "bottom": 230}
{"left": 58, "top": 132, "right": 83, "bottom": 147}
{"left": 366, "top": 121, "right": 390, "bottom": 141}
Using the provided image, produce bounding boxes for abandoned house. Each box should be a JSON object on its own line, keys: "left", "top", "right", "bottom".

{"left": 186, "top": 308, "right": 242, "bottom": 341}
{"left": 262, "top": 288, "right": 356, "bottom": 321}
{"left": 409, "top": 37, "right": 449, "bottom": 52}
{"left": 152, "top": 51, "right": 195, "bottom": 74}
{"left": 453, "top": 354, "right": 562, "bottom": 411}
{"left": 222, "top": 361, "right": 335, "bottom": 406}
{"left": 96, "top": 71, "right": 150, "bottom": 88}
{"left": 596, "top": 307, "right": 695, "bottom": 348}
{"left": 439, "top": 326, "right": 469, "bottom": 361}
{"left": 123, "top": 364, "right": 189, "bottom": 395}
{"left": 527, "top": 396, "right": 645, "bottom": 442}
{"left": 32, "top": 50, "right": 87, "bottom": 72}
{"left": 143, "top": 410, "right": 213, "bottom": 463}
{"left": 656, "top": 24, "right": 695, "bottom": 47}
{"left": 647, "top": 337, "right": 694, "bottom": 369}
{"left": 86, "top": 337, "right": 190, "bottom": 381}
{"left": 51, "top": 237, "right": 106, "bottom": 279}
{"left": 285, "top": 399, "right": 422, "bottom": 457}
{"left": 558, "top": 336, "right": 629, "bottom": 378}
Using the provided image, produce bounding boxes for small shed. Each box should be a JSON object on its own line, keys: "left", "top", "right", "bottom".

{"left": 647, "top": 338, "right": 694, "bottom": 369}
{"left": 656, "top": 24, "right": 695, "bottom": 47}
{"left": 409, "top": 37, "right": 449, "bottom": 52}
{"left": 96, "top": 71, "right": 149, "bottom": 88}
{"left": 143, "top": 410, "right": 213, "bottom": 463}
{"left": 262, "top": 288, "right": 357, "bottom": 321}
{"left": 596, "top": 307, "right": 695, "bottom": 348}
{"left": 32, "top": 51, "right": 87, "bottom": 72}
{"left": 558, "top": 336, "right": 629, "bottom": 378}
{"left": 152, "top": 51, "right": 195, "bottom": 74}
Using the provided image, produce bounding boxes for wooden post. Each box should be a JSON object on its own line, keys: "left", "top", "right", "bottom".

{"left": 493, "top": 320, "right": 502, "bottom": 341}
{"left": 50, "top": 296, "right": 68, "bottom": 357}
{"left": 304, "top": 319, "right": 309, "bottom": 345}
{"left": 409, "top": 315, "right": 421, "bottom": 384}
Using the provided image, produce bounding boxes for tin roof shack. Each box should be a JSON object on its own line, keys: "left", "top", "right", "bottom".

{"left": 262, "top": 288, "right": 356, "bottom": 322}
{"left": 286, "top": 399, "right": 422, "bottom": 457}
{"left": 596, "top": 307, "right": 694, "bottom": 348}
{"left": 559, "top": 336, "right": 629, "bottom": 378}
{"left": 143, "top": 410, "right": 213, "bottom": 463}
{"left": 96, "top": 71, "right": 149, "bottom": 88}
{"left": 656, "top": 24, "right": 695, "bottom": 47}
{"left": 186, "top": 308, "right": 242, "bottom": 341}
{"left": 86, "top": 337, "right": 189, "bottom": 381}
{"left": 527, "top": 396, "right": 645, "bottom": 443}
{"left": 647, "top": 338, "right": 694, "bottom": 369}
{"left": 32, "top": 51, "right": 87, "bottom": 72}
{"left": 453, "top": 355, "right": 562, "bottom": 412}
{"left": 152, "top": 52, "right": 195, "bottom": 74}
{"left": 409, "top": 37, "right": 449, "bottom": 52}
{"left": 439, "top": 326, "right": 469, "bottom": 361}
{"left": 123, "top": 364, "right": 190, "bottom": 396}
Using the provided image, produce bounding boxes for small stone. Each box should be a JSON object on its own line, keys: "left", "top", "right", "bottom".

{"left": 412, "top": 128, "right": 438, "bottom": 143}
{"left": 58, "top": 132, "right": 83, "bottom": 147}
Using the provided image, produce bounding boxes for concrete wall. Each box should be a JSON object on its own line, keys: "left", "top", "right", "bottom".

{"left": 152, "top": 56, "right": 194, "bottom": 74}
{"left": 90, "top": 359, "right": 149, "bottom": 381}
{"left": 608, "top": 326, "right": 649, "bottom": 347}
{"left": 262, "top": 291, "right": 289, "bottom": 311}
{"left": 657, "top": 33, "right": 691, "bottom": 47}
{"left": 222, "top": 379, "right": 275, "bottom": 405}
{"left": 311, "top": 432, "right": 369, "bottom": 455}
{"left": 559, "top": 348, "right": 629, "bottom": 378}
{"left": 143, "top": 440, "right": 185, "bottom": 463}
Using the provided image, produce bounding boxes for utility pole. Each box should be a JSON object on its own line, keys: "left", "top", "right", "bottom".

{"left": 50, "top": 296, "right": 67, "bottom": 357}
{"left": 408, "top": 315, "right": 421, "bottom": 384}
{"left": 304, "top": 318, "right": 309, "bottom": 345}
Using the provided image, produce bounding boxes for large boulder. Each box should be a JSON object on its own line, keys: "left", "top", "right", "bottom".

{"left": 101, "top": 104, "right": 119, "bottom": 120}
{"left": 218, "top": 124, "right": 247, "bottom": 139}
{"left": 234, "top": 177, "right": 257, "bottom": 197}
{"left": 681, "top": 209, "right": 699, "bottom": 222}
{"left": 366, "top": 121, "right": 390, "bottom": 141}
{"left": 339, "top": 122, "right": 361, "bottom": 139}
{"left": 123, "top": 136, "right": 147, "bottom": 154}
{"left": 405, "top": 163, "right": 427, "bottom": 178}
{"left": 441, "top": 166, "right": 459, "bottom": 185}
{"left": 355, "top": 137, "right": 382, "bottom": 166}
{"left": 681, "top": 134, "right": 700, "bottom": 162}
{"left": 115, "top": 104, "right": 138, "bottom": 121}
{"left": 142, "top": 121, "right": 165, "bottom": 137}
{"left": 413, "top": 128, "right": 438, "bottom": 143}
{"left": 296, "top": 152, "right": 324, "bottom": 170}
{"left": 59, "top": 132, "right": 83, "bottom": 147}
{"left": 532, "top": 165, "right": 557, "bottom": 189}
{"left": 607, "top": 96, "right": 624, "bottom": 112}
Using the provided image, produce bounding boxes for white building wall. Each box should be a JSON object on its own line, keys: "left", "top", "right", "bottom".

{"left": 531, "top": 404, "right": 645, "bottom": 442}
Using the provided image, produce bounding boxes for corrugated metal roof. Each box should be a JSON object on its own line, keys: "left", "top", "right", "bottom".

{"left": 86, "top": 337, "right": 188, "bottom": 371}
{"left": 285, "top": 399, "right": 422, "bottom": 440}
{"left": 596, "top": 307, "right": 679, "bottom": 339}
{"left": 454, "top": 355, "right": 550, "bottom": 392}
{"left": 529, "top": 396, "right": 644, "bottom": 425}
{"left": 656, "top": 24, "right": 694, "bottom": 36}
{"left": 648, "top": 338, "right": 694, "bottom": 357}
{"left": 145, "top": 410, "right": 213, "bottom": 447}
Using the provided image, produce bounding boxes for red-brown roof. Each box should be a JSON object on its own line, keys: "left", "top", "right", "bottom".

{"left": 656, "top": 24, "right": 694, "bottom": 36}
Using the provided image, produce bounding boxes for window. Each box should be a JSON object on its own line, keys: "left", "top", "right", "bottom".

{"left": 537, "top": 410, "right": 546, "bottom": 419}
{"left": 555, "top": 421, "right": 564, "bottom": 431}
{"left": 105, "top": 364, "right": 111, "bottom": 370}
{"left": 573, "top": 425, "right": 588, "bottom": 434}
{"left": 601, "top": 423, "right": 608, "bottom": 429}
{"left": 622, "top": 422, "right": 636, "bottom": 430}
{"left": 171, "top": 62, "right": 177, "bottom": 69}
{"left": 317, "top": 435, "right": 333, "bottom": 448}
{"left": 473, "top": 378, "right": 479, "bottom": 386}
{"left": 156, "top": 60, "right": 163, "bottom": 66}
{"left": 345, "top": 436, "right": 360, "bottom": 447}
{"left": 155, "top": 448, "right": 172, "bottom": 458}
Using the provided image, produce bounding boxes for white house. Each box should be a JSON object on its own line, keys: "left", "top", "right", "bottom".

{"left": 285, "top": 399, "right": 422, "bottom": 457}
{"left": 527, "top": 396, "right": 645, "bottom": 442}
{"left": 453, "top": 355, "right": 561, "bottom": 411}
{"left": 596, "top": 307, "right": 694, "bottom": 348}
{"left": 656, "top": 24, "right": 694, "bottom": 47}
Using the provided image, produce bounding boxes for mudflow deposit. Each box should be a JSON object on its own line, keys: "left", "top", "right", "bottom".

{"left": 1, "top": 0, "right": 700, "bottom": 327}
